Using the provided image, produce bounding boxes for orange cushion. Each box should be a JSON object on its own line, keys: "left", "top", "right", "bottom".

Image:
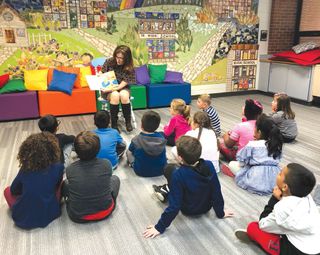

{"left": 56, "top": 66, "right": 81, "bottom": 89}
{"left": 47, "top": 68, "right": 54, "bottom": 85}
{"left": 38, "top": 87, "right": 96, "bottom": 116}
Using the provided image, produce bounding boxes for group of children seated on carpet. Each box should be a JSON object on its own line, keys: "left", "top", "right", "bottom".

{"left": 3, "top": 93, "right": 320, "bottom": 255}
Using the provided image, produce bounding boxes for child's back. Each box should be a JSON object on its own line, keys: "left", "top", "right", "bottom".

{"left": 127, "top": 111, "right": 166, "bottom": 177}
{"left": 129, "top": 132, "right": 166, "bottom": 177}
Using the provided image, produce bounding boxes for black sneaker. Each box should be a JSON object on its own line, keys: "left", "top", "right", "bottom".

{"left": 153, "top": 184, "right": 169, "bottom": 202}
{"left": 235, "top": 229, "right": 251, "bottom": 243}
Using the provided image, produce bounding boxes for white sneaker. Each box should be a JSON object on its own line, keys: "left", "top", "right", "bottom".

{"left": 235, "top": 229, "right": 251, "bottom": 243}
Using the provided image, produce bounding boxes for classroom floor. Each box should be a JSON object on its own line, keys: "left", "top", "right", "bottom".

{"left": 0, "top": 94, "right": 319, "bottom": 255}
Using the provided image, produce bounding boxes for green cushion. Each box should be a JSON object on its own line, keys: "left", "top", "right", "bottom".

{"left": 148, "top": 64, "right": 167, "bottom": 84}
{"left": 0, "top": 79, "right": 26, "bottom": 94}
{"left": 130, "top": 85, "right": 147, "bottom": 109}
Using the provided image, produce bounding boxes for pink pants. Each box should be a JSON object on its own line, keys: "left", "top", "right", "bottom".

{"left": 247, "top": 222, "right": 280, "bottom": 255}
{"left": 3, "top": 183, "right": 63, "bottom": 209}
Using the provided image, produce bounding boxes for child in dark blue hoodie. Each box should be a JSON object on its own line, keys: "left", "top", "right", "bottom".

{"left": 143, "top": 136, "right": 233, "bottom": 238}
{"left": 127, "top": 110, "right": 167, "bottom": 177}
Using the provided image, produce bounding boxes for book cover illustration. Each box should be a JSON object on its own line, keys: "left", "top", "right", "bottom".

{"left": 86, "top": 71, "right": 119, "bottom": 91}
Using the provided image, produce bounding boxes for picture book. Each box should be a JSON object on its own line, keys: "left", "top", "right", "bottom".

{"left": 86, "top": 71, "right": 119, "bottom": 91}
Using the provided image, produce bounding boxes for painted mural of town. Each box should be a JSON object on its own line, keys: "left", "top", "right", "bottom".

{"left": 0, "top": 0, "right": 259, "bottom": 91}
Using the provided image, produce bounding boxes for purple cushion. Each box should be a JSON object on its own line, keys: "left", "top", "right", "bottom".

{"left": 135, "top": 65, "right": 150, "bottom": 85}
{"left": 164, "top": 71, "right": 184, "bottom": 83}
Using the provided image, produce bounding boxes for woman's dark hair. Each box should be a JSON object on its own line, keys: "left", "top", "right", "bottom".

{"left": 176, "top": 136, "right": 202, "bottom": 165}
{"left": 74, "top": 131, "right": 100, "bottom": 161}
{"left": 244, "top": 99, "right": 263, "bottom": 120}
{"left": 38, "top": 114, "right": 59, "bottom": 133}
{"left": 256, "top": 114, "right": 283, "bottom": 159}
{"left": 192, "top": 111, "right": 213, "bottom": 139}
{"left": 111, "top": 45, "right": 134, "bottom": 73}
{"left": 94, "top": 110, "right": 110, "bottom": 129}
{"left": 286, "top": 163, "right": 316, "bottom": 197}
{"left": 276, "top": 94, "right": 295, "bottom": 119}
{"left": 141, "top": 110, "right": 161, "bottom": 132}
{"left": 17, "top": 132, "right": 60, "bottom": 171}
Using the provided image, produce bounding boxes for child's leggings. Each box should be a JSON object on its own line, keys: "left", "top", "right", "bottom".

{"left": 247, "top": 222, "right": 280, "bottom": 255}
{"left": 3, "top": 183, "right": 63, "bottom": 209}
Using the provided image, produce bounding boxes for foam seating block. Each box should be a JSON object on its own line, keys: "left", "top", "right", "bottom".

{"left": 130, "top": 85, "right": 147, "bottom": 109}
{"left": 145, "top": 82, "right": 191, "bottom": 108}
{"left": 38, "top": 87, "right": 96, "bottom": 116}
{"left": 0, "top": 91, "right": 39, "bottom": 121}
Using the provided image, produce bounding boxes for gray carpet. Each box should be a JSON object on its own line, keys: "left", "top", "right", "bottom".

{"left": 0, "top": 94, "right": 319, "bottom": 255}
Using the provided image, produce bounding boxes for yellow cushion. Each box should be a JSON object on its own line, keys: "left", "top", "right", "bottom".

{"left": 24, "top": 69, "right": 48, "bottom": 90}
{"left": 79, "top": 66, "right": 92, "bottom": 87}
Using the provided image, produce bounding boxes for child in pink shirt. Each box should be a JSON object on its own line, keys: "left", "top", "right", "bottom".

{"left": 164, "top": 99, "right": 191, "bottom": 146}
{"left": 219, "top": 99, "right": 263, "bottom": 161}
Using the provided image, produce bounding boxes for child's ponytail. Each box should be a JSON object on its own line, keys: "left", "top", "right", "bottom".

{"left": 266, "top": 123, "right": 283, "bottom": 159}
{"left": 183, "top": 105, "right": 191, "bottom": 122}
{"left": 256, "top": 114, "right": 283, "bottom": 159}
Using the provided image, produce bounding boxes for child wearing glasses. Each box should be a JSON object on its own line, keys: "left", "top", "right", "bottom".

{"left": 270, "top": 93, "right": 298, "bottom": 143}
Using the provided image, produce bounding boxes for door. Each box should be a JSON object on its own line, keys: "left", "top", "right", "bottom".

{"left": 5, "top": 29, "right": 15, "bottom": 43}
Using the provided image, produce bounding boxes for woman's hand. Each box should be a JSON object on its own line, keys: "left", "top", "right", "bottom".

{"left": 223, "top": 209, "right": 234, "bottom": 218}
{"left": 273, "top": 186, "right": 282, "bottom": 200}
{"left": 143, "top": 225, "right": 160, "bottom": 239}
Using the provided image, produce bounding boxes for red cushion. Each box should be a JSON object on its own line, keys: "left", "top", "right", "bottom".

{"left": 0, "top": 74, "right": 9, "bottom": 88}
{"left": 270, "top": 56, "right": 320, "bottom": 66}
{"left": 273, "top": 49, "right": 320, "bottom": 62}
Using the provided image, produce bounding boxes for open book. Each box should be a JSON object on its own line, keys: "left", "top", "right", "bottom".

{"left": 86, "top": 71, "right": 119, "bottom": 91}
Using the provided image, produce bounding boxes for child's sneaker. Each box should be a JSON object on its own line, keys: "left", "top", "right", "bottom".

{"left": 235, "top": 229, "right": 251, "bottom": 243}
{"left": 221, "top": 163, "right": 235, "bottom": 177}
{"left": 153, "top": 184, "right": 169, "bottom": 203}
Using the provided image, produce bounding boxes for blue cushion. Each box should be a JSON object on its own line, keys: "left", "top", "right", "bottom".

{"left": 146, "top": 82, "right": 191, "bottom": 108}
{"left": 48, "top": 69, "right": 77, "bottom": 95}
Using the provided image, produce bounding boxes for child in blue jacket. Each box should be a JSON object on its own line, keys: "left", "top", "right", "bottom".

{"left": 127, "top": 110, "right": 167, "bottom": 177}
{"left": 143, "top": 136, "right": 233, "bottom": 238}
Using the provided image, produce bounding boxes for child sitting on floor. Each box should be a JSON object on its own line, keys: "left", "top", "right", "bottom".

{"left": 220, "top": 98, "right": 263, "bottom": 161}
{"left": 126, "top": 110, "right": 167, "bottom": 177}
{"left": 38, "top": 114, "right": 75, "bottom": 166}
{"left": 93, "top": 110, "right": 126, "bottom": 170}
{"left": 196, "top": 94, "right": 221, "bottom": 136}
{"left": 62, "top": 131, "right": 120, "bottom": 223}
{"left": 172, "top": 111, "right": 220, "bottom": 172}
{"left": 144, "top": 136, "right": 233, "bottom": 238}
{"left": 235, "top": 163, "right": 320, "bottom": 255}
{"left": 3, "top": 132, "right": 64, "bottom": 229}
{"left": 222, "top": 114, "right": 283, "bottom": 195}
{"left": 270, "top": 92, "right": 298, "bottom": 143}
{"left": 163, "top": 98, "right": 191, "bottom": 146}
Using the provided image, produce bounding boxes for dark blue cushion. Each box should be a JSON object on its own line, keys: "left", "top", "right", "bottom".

{"left": 48, "top": 69, "right": 77, "bottom": 95}
{"left": 145, "top": 82, "right": 191, "bottom": 108}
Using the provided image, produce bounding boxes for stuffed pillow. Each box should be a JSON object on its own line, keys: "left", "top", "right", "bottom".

{"left": 164, "top": 71, "right": 184, "bottom": 83}
{"left": 135, "top": 65, "right": 150, "bottom": 85}
{"left": 148, "top": 64, "right": 167, "bottom": 84}
{"left": 57, "top": 66, "right": 81, "bottom": 88}
{"left": 292, "top": 41, "right": 319, "bottom": 54}
{"left": 0, "top": 73, "right": 10, "bottom": 89}
{"left": 48, "top": 69, "right": 77, "bottom": 95}
{"left": 79, "top": 66, "right": 92, "bottom": 87}
{"left": 24, "top": 69, "right": 48, "bottom": 90}
{"left": 0, "top": 79, "right": 26, "bottom": 94}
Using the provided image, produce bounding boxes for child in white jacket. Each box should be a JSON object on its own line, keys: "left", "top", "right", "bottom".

{"left": 235, "top": 163, "right": 320, "bottom": 255}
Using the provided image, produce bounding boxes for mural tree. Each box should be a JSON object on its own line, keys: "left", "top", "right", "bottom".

{"left": 118, "top": 24, "right": 148, "bottom": 66}
{"left": 176, "top": 13, "right": 193, "bottom": 52}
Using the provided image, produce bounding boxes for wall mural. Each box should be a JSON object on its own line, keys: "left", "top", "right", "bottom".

{"left": 0, "top": 0, "right": 259, "bottom": 92}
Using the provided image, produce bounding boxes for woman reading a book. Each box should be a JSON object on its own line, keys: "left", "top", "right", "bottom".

{"left": 101, "top": 45, "right": 136, "bottom": 132}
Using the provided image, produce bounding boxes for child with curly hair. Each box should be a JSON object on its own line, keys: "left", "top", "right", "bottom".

{"left": 3, "top": 132, "right": 64, "bottom": 229}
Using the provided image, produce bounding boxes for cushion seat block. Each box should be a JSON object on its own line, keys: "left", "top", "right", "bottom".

{"left": 145, "top": 82, "right": 191, "bottom": 108}
{"left": 0, "top": 91, "right": 39, "bottom": 121}
{"left": 38, "top": 87, "right": 96, "bottom": 116}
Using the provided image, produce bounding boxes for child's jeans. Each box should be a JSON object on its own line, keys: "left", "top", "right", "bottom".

{"left": 247, "top": 222, "right": 280, "bottom": 255}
